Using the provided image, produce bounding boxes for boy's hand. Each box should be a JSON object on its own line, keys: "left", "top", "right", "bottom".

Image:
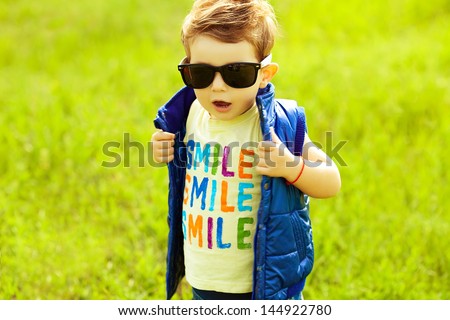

{"left": 151, "top": 130, "right": 176, "bottom": 163}
{"left": 256, "top": 128, "right": 300, "bottom": 181}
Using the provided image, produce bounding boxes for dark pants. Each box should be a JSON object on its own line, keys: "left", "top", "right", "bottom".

{"left": 192, "top": 288, "right": 303, "bottom": 300}
{"left": 192, "top": 288, "right": 253, "bottom": 300}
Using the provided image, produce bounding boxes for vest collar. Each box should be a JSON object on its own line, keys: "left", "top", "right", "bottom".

{"left": 154, "top": 83, "right": 276, "bottom": 137}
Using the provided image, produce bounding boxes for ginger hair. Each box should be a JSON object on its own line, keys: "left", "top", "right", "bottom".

{"left": 181, "top": 0, "right": 278, "bottom": 61}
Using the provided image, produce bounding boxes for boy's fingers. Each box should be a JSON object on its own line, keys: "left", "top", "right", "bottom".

{"left": 257, "top": 157, "right": 268, "bottom": 168}
{"left": 154, "top": 139, "right": 175, "bottom": 148}
{"left": 154, "top": 149, "right": 175, "bottom": 163}
{"left": 152, "top": 130, "right": 176, "bottom": 141}
{"left": 259, "top": 141, "right": 276, "bottom": 150}
{"left": 255, "top": 164, "right": 271, "bottom": 176}
{"left": 155, "top": 146, "right": 174, "bottom": 157}
{"left": 166, "top": 155, "right": 174, "bottom": 163}
{"left": 162, "top": 140, "right": 175, "bottom": 147}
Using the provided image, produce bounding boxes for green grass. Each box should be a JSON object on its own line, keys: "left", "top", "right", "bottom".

{"left": 0, "top": 0, "right": 449, "bottom": 299}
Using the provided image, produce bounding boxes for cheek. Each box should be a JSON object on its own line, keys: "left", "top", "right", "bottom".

{"left": 193, "top": 90, "right": 208, "bottom": 105}
{"left": 247, "top": 82, "right": 263, "bottom": 100}
{"left": 238, "top": 88, "right": 259, "bottom": 107}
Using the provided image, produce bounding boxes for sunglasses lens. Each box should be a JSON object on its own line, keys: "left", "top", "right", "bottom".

{"left": 222, "top": 64, "right": 257, "bottom": 88}
{"left": 179, "top": 63, "right": 259, "bottom": 89}
{"left": 182, "top": 65, "right": 214, "bottom": 89}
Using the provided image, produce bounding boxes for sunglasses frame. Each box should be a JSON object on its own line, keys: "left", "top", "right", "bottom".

{"left": 178, "top": 54, "right": 272, "bottom": 89}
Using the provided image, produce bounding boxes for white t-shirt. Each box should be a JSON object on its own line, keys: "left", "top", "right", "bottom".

{"left": 183, "top": 99, "right": 262, "bottom": 293}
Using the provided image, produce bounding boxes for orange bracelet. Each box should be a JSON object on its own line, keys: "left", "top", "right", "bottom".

{"left": 286, "top": 157, "right": 305, "bottom": 185}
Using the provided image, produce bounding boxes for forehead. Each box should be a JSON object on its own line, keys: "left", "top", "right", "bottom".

{"left": 189, "top": 35, "right": 258, "bottom": 65}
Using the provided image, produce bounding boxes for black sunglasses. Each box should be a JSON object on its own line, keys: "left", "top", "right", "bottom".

{"left": 177, "top": 54, "right": 272, "bottom": 89}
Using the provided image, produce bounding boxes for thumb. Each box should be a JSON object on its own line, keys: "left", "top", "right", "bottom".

{"left": 270, "top": 127, "right": 282, "bottom": 144}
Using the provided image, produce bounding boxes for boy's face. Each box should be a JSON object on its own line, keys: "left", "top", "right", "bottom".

{"left": 188, "top": 36, "right": 270, "bottom": 121}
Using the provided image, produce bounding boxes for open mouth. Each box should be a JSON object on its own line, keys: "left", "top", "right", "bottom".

{"left": 213, "top": 100, "right": 231, "bottom": 110}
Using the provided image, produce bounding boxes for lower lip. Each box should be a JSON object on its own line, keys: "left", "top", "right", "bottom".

{"left": 213, "top": 102, "right": 232, "bottom": 112}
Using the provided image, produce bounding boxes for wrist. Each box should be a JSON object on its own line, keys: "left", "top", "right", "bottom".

{"left": 286, "top": 156, "right": 305, "bottom": 185}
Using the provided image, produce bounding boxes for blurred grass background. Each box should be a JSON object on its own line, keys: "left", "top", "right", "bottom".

{"left": 0, "top": 0, "right": 449, "bottom": 299}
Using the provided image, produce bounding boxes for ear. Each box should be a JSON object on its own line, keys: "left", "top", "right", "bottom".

{"left": 259, "top": 63, "right": 279, "bottom": 88}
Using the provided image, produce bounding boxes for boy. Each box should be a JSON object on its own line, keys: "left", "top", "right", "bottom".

{"left": 152, "top": 0, "right": 341, "bottom": 300}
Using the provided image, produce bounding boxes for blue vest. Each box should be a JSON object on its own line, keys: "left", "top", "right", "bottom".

{"left": 154, "top": 83, "right": 314, "bottom": 299}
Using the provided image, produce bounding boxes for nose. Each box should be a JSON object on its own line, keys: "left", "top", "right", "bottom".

{"left": 210, "top": 72, "right": 227, "bottom": 91}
